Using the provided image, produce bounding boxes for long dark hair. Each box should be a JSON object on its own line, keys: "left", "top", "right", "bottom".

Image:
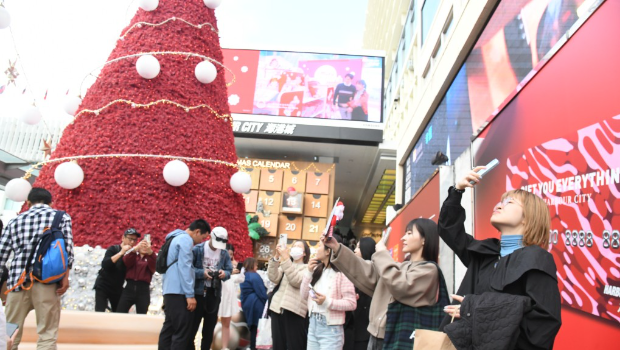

{"left": 310, "top": 236, "right": 341, "bottom": 286}
{"left": 358, "top": 237, "right": 376, "bottom": 261}
{"left": 405, "top": 218, "right": 439, "bottom": 263}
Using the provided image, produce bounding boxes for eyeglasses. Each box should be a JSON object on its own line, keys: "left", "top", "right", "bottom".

{"left": 494, "top": 197, "right": 522, "bottom": 211}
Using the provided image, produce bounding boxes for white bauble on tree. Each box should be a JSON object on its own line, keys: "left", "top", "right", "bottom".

{"left": 0, "top": 7, "right": 10, "bottom": 29}
{"left": 5, "top": 178, "right": 32, "bottom": 202}
{"left": 136, "top": 55, "right": 160, "bottom": 79}
{"left": 64, "top": 96, "right": 82, "bottom": 116}
{"left": 138, "top": 0, "right": 159, "bottom": 11}
{"left": 195, "top": 61, "right": 217, "bottom": 84}
{"left": 230, "top": 171, "right": 251, "bottom": 194}
{"left": 20, "top": 106, "right": 42, "bottom": 125}
{"left": 54, "top": 162, "right": 84, "bottom": 190}
{"left": 203, "top": 0, "right": 223, "bottom": 9}
{"left": 163, "top": 160, "right": 190, "bottom": 186}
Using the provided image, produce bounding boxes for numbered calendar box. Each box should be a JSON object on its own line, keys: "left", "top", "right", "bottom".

{"left": 243, "top": 190, "right": 258, "bottom": 213}
{"left": 255, "top": 212, "right": 278, "bottom": 237}
{"left": 304, "top": 194, "right": 328, "bottom": 217}
{"left": 258, "top": 191, "right": 282, "bottom": 214}
{"left": 282, "top": 192, "right": 304, "bottom": 214}
{"left": 245, "top": 168, "right": 261, "bottom": 190}
{"left": 253, "top": 236, "right": 276, "bottom": 261}
{"left": 259, "top": 169, "right": 284, "bottom": 191}
{"left": 282, "top": 170, "right": 306, "bottom": 193}
{"left": 305, "top": 172, "right": 330, "bottom": 195}
{"left": 302, "top": 217, "right": 327, "bottom": 241}
{"left": 278, "top": 215, "right": 303, "bottom": 240}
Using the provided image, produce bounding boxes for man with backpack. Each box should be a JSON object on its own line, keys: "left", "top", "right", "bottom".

{"left": 0, "top": 188, "right": 73, "bottom": 350}
{"left": 158, "top": 219, "right": 210, "bottom": 350}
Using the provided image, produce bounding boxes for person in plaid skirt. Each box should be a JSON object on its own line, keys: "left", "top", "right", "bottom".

{"left": 0, "top": 188, "right": 73, "bottom": 350}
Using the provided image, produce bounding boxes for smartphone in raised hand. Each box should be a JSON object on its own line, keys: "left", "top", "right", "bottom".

{"left": 381, "top": 227, "right": 392, "bottom": 244}
{"left": 279, "top": 234, "right": 288, "bottom": 249}
{"left": 470, "top": 159, "right": 500, "bottom": 184}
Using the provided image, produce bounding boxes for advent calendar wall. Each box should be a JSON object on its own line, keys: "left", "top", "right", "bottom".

{"left": 242, "top": 159, "right": 336, "bottom": 262}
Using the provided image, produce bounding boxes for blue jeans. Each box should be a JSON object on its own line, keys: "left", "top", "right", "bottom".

{"left": 307, "top": 313, "right": 344, "bottom": 350}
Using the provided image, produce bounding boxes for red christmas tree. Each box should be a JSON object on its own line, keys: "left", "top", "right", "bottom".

{"left": 30, "top": 0, "right": 252, "bottom": 258}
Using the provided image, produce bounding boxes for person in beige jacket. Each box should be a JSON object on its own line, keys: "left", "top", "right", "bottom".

{"left": 267, "top": 240, "right": 310, "bottom": 350}
{"left": 325, "top": 218, "right": 447, "bottom": 350}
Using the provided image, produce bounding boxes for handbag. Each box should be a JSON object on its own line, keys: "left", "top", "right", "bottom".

{"left": 412, "top": 308, "right": 457, "bottom": 350}
{"left": 256, "top": 302, "right": 273, "bottom": 349}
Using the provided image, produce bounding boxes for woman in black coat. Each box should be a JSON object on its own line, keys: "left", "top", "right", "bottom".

{"left": 352, "top": 237, "right": 375, "bottom": 350}
{"left": 440, "top": 167, "right": 561, "bottom": 350}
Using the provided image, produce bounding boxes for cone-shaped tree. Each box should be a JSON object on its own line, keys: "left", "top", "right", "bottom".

{"left": 31, "top": 0, "right": 252, "bottom": 258}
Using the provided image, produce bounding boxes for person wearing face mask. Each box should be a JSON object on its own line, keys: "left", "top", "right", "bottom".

{"left": 439, "top": 168, "right": 561, "bottom": 350}
{"left": 267, "top": 240, "right": 311, "bottom": 350}
{"left": 324, "top": 218, "right": 449, "bottom": 350}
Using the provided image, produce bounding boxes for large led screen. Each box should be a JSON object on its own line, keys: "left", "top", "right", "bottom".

{"left": 472, "top": 1, "right": 620, "bottom": 347}
{"left": 404, "top": 0, "right": 594, "bottom": 202}
{"left": 222, "top": 49, "right": 384, "bottom": 123}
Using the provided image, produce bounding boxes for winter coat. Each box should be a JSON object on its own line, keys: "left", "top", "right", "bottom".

{"left": 438, "top": 187, "right": 562, "bottom": 349}
{"left": 300, "top": 268, "right": 357, "bottom": 326}
{"left": 267, "top": 258, "right": 308, "bottom": 317}
{"left": 240, "top": 271, "right": 268, "bottom": 327}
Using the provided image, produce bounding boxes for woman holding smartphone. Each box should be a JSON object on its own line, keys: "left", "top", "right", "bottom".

{"left": 325, "top": 219, "right": 448, "bottom": 350}
{"left": 267, "top": 240, "right": 311, "bottom": 350}
{"left": 300, "top": 240, "right": 356, "bottom": 350}
{"left": 440, "top": 167, "right": 561, "bottom": 349}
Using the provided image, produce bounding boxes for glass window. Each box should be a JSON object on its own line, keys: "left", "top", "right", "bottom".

{"left": 422, "top": 0, "right": 440, "bottom": 45}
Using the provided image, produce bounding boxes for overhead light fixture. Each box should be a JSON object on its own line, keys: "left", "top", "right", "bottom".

{"left": 431, "top": 151, "right": 449, "bottom": 165}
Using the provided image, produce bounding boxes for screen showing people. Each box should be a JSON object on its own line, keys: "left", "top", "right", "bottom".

{"left": 224, "top": 49, "right": 383, "bottom": 123}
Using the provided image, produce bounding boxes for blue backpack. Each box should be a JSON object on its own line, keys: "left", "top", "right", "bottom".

{"left": 9, "top": 210, "right": 69, "bottom": 292}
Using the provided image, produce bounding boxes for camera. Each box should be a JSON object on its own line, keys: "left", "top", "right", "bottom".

{"left": 207, "top": 269, "right": 221, "bottom": 290}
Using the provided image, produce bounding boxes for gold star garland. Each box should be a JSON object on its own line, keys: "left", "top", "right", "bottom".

{"left": 73, "top": 98, "right": 233, "bottom": 125}
{"left": 291, "top": 162, "right": 336, "bottom": 173}
{"left": 23, "top": 153, "right": 243, "bottom": 180}
{"left": 79, "top": 50, "right": 236, "bottom": 97}
{"left": 119, "top": 17, "right": 218, "bottom": 40}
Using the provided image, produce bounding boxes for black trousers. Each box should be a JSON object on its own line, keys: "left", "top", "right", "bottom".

{"left": 271, "top": 309, "right": 308, "bottom": 350}
{"left": 158, "top": 294, "right": 194, "bottom": 350}
{"left": 94, "top": 288, "right": 121, "bottom": 312}
{"left": 249, "top": 325, "right": 258, "bottom": 350}
{"left": 188, "top": 288, "right": 221, "bottom": 350}
{"left": 117, "top": 280, "right": 151, "bottom": 314}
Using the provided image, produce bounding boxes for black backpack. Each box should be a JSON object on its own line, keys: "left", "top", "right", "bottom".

{"left": 155, "top": 235, "right": 179, "bottom": 274}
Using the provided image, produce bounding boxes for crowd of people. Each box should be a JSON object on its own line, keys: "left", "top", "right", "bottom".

{"left": 0, "top": 166, "right": 563, "bottom": 350}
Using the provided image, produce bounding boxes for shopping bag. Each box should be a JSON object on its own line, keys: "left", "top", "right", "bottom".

{"left": 256, "top": 303, "right": 272, "bottom": 349}
{"left": 412, "top": 329, "right": 456, "bottom": 350}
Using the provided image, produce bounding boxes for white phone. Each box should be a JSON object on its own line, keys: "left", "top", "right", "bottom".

{"left": 279, "top": 234, "right": 288, "bottom": 249}
{"left": 381, "top": 227, "right": 392, "bottom": 244}
{"left": 308, "top": 283, "right": 317, "bottom": 298}
{"left": 144, "top": 234, "right": 151, "bottom": 243}
{"left": 470, "top": 159, "right": 500, "bottom": 184}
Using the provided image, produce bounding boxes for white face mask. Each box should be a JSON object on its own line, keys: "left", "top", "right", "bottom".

{"left": 290, "top": 247, "right": 304, "bottom": 261}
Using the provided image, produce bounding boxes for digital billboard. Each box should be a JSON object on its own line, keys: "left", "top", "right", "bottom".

{"left": 403, "top": 0, "right": 594, "bottom": 202}
{"left": 472, "top": 0, "right": 620, "bottom": 347}
{"left": 222, "top": 49, "right": 384, "bottom": 123}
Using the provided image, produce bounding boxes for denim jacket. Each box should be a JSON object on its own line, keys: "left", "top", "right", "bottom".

{"left": 192, "top": 241, "right": 233, "bottom": 298}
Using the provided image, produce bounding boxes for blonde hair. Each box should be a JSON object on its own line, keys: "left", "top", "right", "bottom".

{"left": 502, "top": 190, "right": 550, "bottom": 248}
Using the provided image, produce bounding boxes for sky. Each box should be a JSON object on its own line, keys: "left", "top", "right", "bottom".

{"left": 0, "top": 0, "right": 368, "bottom": 125}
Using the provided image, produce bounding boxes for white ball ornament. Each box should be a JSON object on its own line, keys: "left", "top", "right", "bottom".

{"left": 5, "top": 178, "right": 32, "bottom": 202}
{"left": 64, "top": 96, "right": 82, "bottom": 116}
{"left": 20, "top": 106, "right": 42, "bottom": 125}
{"left": 136, "top": 55, "right": 160, "bottom": 79}
{"left": 0, "top": 7, "right": 10, "bottom": 29}
{"left": 230, "top": 171, "right": 252, "bottom": 194}
{"left": 54, "top": 162, "right": 84, "bottom": 190}
{"left": 138, "top": 0, "right": 159, "bottom": 11}
{"left": 163, "top": 160, "right": 190, "bottom": 186}
{"left": 195, "top": 61, "right": 217, "bottom": 84}
{"left": 203, "top": 0, "right": 223, "bottom": 9}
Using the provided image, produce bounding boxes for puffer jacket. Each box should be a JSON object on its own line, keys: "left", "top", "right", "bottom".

{"left": 444, "top": 292, "right": 531, "bottom": 350}
{"left": 267, "top": 258, "right": 308, "bottom": 317}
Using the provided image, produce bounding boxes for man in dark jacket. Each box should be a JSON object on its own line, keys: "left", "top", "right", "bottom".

{"left": 93, "top": 228, "right": 139, "bottom": 312}
{"left": 333, "top": 73, "right": 356, "bottom": 120}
